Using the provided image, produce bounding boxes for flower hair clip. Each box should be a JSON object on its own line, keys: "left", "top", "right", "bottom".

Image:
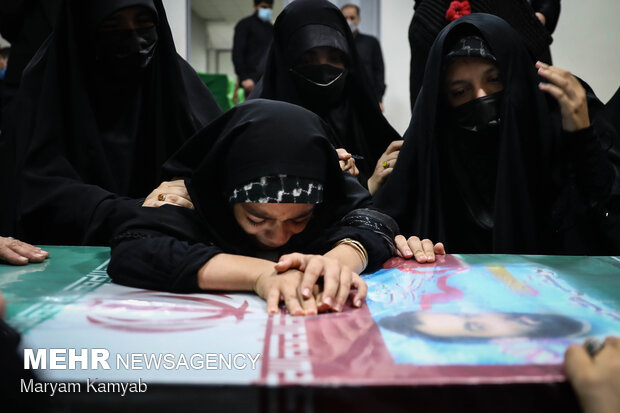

{"left": 446, "top": 0, "right": 472, "bottom": 22}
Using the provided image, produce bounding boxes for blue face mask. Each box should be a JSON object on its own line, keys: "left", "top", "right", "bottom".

{"left": 257, "top": 7, "right": 272, "bottom": 22}
{"left": 0, "top": 67, "right": 6, "bottom": 79}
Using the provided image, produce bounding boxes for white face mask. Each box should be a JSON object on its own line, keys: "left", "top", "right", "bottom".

{"left": 347, "top": 19, "right": 358, "bottom": 33}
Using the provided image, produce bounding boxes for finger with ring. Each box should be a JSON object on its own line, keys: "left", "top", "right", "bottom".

{"left": 584, "top": 338, "right": 605, "bottom": 358}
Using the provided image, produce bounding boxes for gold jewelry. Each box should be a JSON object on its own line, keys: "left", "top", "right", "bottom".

{"left": 335, "top": 238, "right": 368, "bottom": 272}
{"left": 157, "top": 193, "right": 167, "bottom": 201}
{"left": 382, "top": 160, "right": 388, "bottom": 168}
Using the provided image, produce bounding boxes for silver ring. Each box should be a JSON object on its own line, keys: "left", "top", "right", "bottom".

{"left": 585, "top": 338, "right": 604, "bottom": 358}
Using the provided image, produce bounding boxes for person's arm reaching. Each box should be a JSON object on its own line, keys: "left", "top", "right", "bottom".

{"left": 537, "top": 62, "right": 620, "bottom": 240}
{"left": 565, "top": 337, "right": 620, "bottom": 413}
{"left": 108, "top": 207, "right": 366, "bottom": 316}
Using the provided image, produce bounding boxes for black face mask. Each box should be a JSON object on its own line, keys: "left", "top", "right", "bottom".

{"left": 289, "top": 64, "right": 348, "bottom": 111}
{"left": 451, "top": 91, "right": 503, "bottom": 134}
{"left": 447, "top": 104, "right": 502, "bottom": 231}
{"left": 95, "top": 26, "right": 158, "bottom": 80}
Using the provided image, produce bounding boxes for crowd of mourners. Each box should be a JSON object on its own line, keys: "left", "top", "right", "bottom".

{"left": 0, "top": 0, "right": 619, "bottom": 411}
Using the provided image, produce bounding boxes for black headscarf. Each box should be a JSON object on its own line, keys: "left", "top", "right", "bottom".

{"left": 85, "top": 0, "right": 157, "bottom": 28}
{"left": 375, "top": 13, "right": 620, "bottom": 255}
{"left": 161, "top": 99, "right": 374, "bottom": 256}
{"left": 249, "top": 0, "right": 400, "bottom": 186}
{"left": 108, "top": 100, "right": 396, "bottom": 292}
{"left": 3, "top": 0, "right": 222, "bottom": 244}
{"left": 409, "top": 0, "right": 554, "bottom": 109}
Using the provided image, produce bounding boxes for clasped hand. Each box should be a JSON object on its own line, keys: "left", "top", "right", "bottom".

{"left": 254, "top": 253, "right": 367, "bottom": 316}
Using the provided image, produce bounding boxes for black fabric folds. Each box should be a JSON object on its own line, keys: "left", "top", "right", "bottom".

{"left": 375, "top": 14, "right": 620, "bottom": 255}
{"left": 161, "top": 99, "right": 376, "bottom": 256}
{"left": 249, "top": 0, "right": 400, "bottom": 186}
{"left": 1, "top": 0, "right": 222, "bottom": 244}
{"left": 352, "top": 32, "right": 385, "bottom": 102}
{"left": 109, "top": 100, "right": 396, "bottom": 292}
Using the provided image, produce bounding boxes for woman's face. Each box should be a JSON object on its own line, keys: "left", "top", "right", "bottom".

{"left": 444, "top": 57, "right": 503, "bottom": 108}
{"left": 412, "top": 313, "right": 550, "bottom": 339}
{"left": 99, "top": 6, "right": 156, "bottom": 31}
{"left": 294, "top": 46, "right": 346, "bottom": 70}
{"left": 233, "top": 203, "right": 315, "bottom": 249}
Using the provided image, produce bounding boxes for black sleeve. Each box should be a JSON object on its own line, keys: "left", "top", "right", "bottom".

{"left": 306, "top": 208, "right": 398, "bottom": 273}
{"left": 552, "top": 107, "right": 620, "bottom": 254}
{"left": 19, "top": 151, "right": 146, "bottom": 245}
{"left": 108, "top": 233, "right": 222, "bottom": 293}
{"left": 340, "top": 208, "right": 398, "bottom": 272}
{"left": 108, "top": 206, "right": 223, "bottom": 293}
{"left": 532, "top": 0, "right": 561, "bottom": 34}
{"left": 232, "top": 19, "right": 251, "bottom": 81}
{"left": 566, "top": 126, "right": 618, "bottom": 207}
{"left": 370, "top": 37, "right": 386, "bottom": 101}
{"left": 563, "top": 125, "right": 620, "bottom": 252}
{"left": 342, "top": 171, "right": 373, "bottom": 209}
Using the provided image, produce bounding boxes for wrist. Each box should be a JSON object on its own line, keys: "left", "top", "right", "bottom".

{"left": 368, "top": 177, "right": 379, "bottom": 195}
{"left": 252, "top": 272, "right": 263, "bottom": 295}
{"left": 197, "top": 255, "right": 222, "bottom": 290}
{"left": 331, "top": 239, "right": 368, "bottom": 273}
{"left": 197, "top": 253, "right": 276, "bottom": 291}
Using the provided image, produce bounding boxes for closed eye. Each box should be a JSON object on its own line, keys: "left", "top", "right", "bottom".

{"left": 328, "top": 50, "right": 346, "bottom": 65}
{"left": 449, "top": 88, "right": 466, "bottom": 97}
{"left": 136, "top": 12, "right": 155, "bottom": 25}
{"left": 247, "top": 217, "right": 266, "bottom": 226}
{"left": 100, "top": 18, "right": 122, "bottom": 31}
{"left": 295, "top": 52, "right": 318, "bottom": 67}
{"left": 290, "top": 218, "right": 311, "bottom": 226}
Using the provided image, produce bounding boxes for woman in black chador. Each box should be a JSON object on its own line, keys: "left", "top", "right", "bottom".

{"left": 108, "top": 100, "right": 407, "bottom": 315}
{"left": 408, "top": 0, "right": 557, "bottom": 109}
{"left": 250, "top": 0, "right": 402, "bottom": 195}
{"left": 1, "top": 0, "right": 221, "bottom": 244}
{"left": 374, "top": 14, "right": 620, "bottom": 255}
